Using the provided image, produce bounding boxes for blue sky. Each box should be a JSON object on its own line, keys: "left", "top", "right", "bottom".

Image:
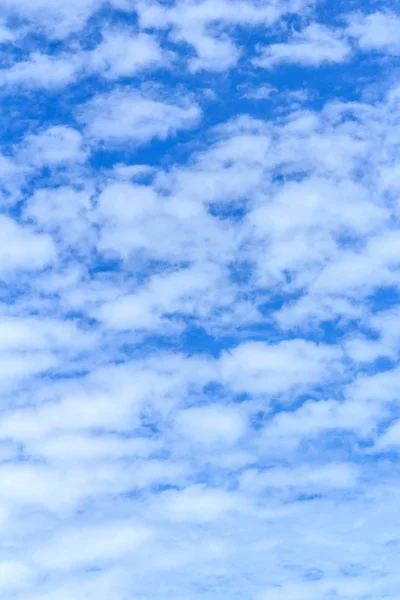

{"left": 0, "top": 1, "right": 400, "bottom": 599}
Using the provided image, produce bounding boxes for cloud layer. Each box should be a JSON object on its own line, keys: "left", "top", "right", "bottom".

{"left": 0, "top": 1, "right": 400, "bottom": 599}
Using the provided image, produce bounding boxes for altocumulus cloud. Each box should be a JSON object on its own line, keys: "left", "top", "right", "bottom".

{"left": 0, "top": 1, "right": 400, "bottom": 599}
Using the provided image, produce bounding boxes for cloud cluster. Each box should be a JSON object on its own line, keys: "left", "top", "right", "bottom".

{"left": 0, "top": 0, "right": 400, "bottom": 599}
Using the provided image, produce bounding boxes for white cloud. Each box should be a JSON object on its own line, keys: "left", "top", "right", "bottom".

{"left": 137, "top": 0, "right": 301, "bottom": 31}
{"left": 87, "top": 31, "right": 167, "bottom": 78}
{"left": 97, "top": 264, "right": 231, "bottom": 331}
{"left": 188, "top": 34, "right": 240, "bottom": 72}
{"left": 18, "top": 126, "right": 86, "bottom": 167}
{"left": 80, "top": 89, "right": 201, "bottom": 143}
{"left": 0, "top": 215, "right": 56, "bottom": 272}
{"left": 29, "top": 433, "right": 158, "bottom": 463}
{"left": 0, "top": 0, "right": 103, "bottom": 38}
{"left": 137, "top": 0, "right": 311, "bottom": 72}
{"left": 93, "top": 178, "right": 238, "bottom": 268}
{"left": 2, "top": 3, "right": 400, "bottom": 600}
{"left": 0, "top": 31, "right": 167, "bottom": 90}
{"left": 0, "top": 315, "right": 96, "bottom": 393}
{"left": 262, "top": 397, "right": 382, "bottom": 444}
{"left": 220, "top": 340, "right": 342, "bottom": 396}
{"left": 375, "top": 419, "right": 400, "bottom": 450}
{"left": 176, "top": 404, "right": 246, "bottom": 445}
{"left": 0, "top": 316, "right": 93, "bottom": 352}
{"left": 137, "top": 0, "right": 310, "bottom": 45}
{"left": 240, "top": 463, "right": 358, "bottom": 493}
{"left": 0, "top": 458, "right": 177, "bottom": 512}
{"left": 243, "top": 85, "right": 276, "bottom": 99}
{"left": 0, "top": 53, "right": 78, "bottom": 88}
{"left": 347, "top": 10, "right": 400, "bottom": 54}
{"left": 257, "top": 577, "right": 386, "bottom": 600}
{"left": 345, "top": 306, "right": 400, "bottom": 363}
{"left": 254, "top": 24, "right": 351, "bottom": 68}
{"left": 0, "top": 20, "right": 17, "bottom": 43}
{"left": 0, "top": 352, "right": 57, "bottom": 391}
{"left": 32, "top": 521, "right": 151, "bottom": 570}
{"left": 158, "top": 485, "right": 239, "bottom": 522}
{"left": 0, "top": 355, "right": 216, "bottom": 442}
{"left": 24, "top": 186, "right": 93, "bottom": 251}
{"left": 158, "top": 118, "right": 272, "bottom": 205}
{"left": 0, "top": 562, "right": 33, "bottom": 593}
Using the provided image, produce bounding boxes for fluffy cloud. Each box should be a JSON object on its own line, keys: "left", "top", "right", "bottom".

{"left": 347, "top": 10, "right": 400, "bottom": 54}
{"left": 220, "top": 340, "right": 342, "bottom": 396}
{"left": 18, "top": 126, "right": 86, "bottom": 166}
{"left": 136, "top": 0, "right": 310, "bottom": 71}
{"left": 0, "top": 215, "right": 55, "bottom": 272}
{"left": 80, "top": 89, "right": 201, "bottom": 143}
{"left": 87, "top": 31, "right": 167, "bottom": 78}
{"left": 32, "top": 521, "right": 151, "bottom": 570}
{"left": 157, "top": 485, "right": 239, "bottom": 522}
{"left": 0, "top": 0, "right": 103, "bottom": 38}
{"left": 176, "top": 404, "right": 246, "bottom": 445}
{"left": 254, "top": 24, "right": 351, "bottom": 68}
{"left": 1, "top": 0, "right": 400, "bottom": 599}
{"left": 0, "top": 53, "right": 79, "bottom": 88}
